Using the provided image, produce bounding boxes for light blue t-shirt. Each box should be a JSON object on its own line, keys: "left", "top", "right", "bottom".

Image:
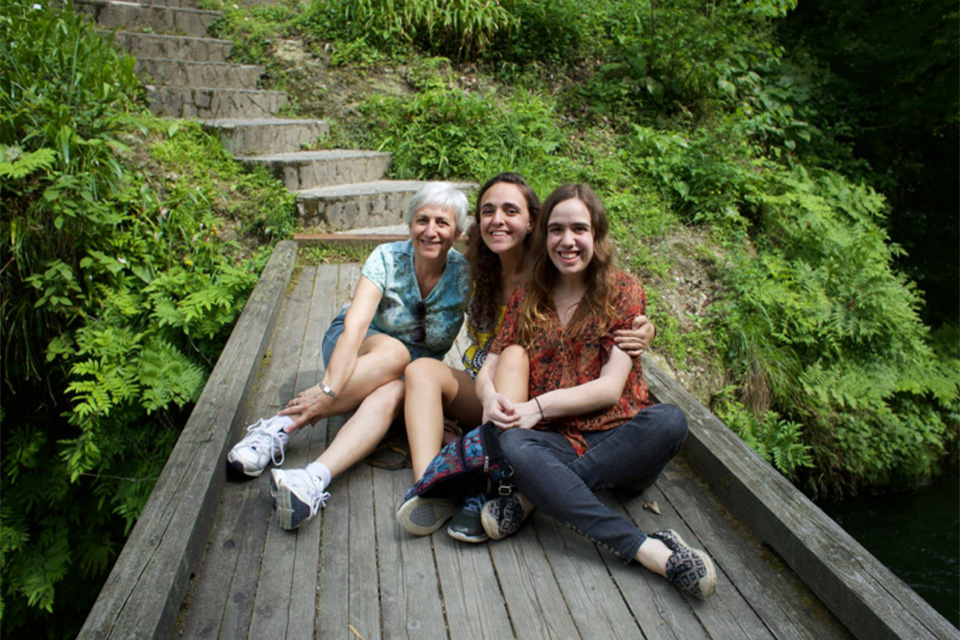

{"left": 359, "top": 239, "right": 469, "bottom": 361}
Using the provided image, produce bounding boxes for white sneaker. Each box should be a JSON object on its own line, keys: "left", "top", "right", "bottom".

{"left": 226, "top": 416, "right": 291, "bottom": 479}
{"left": 270, "top": 468, "right": 330, "bottom": 530}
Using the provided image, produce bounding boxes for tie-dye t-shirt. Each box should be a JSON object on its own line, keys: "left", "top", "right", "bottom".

{"left": 360, "top": 239, "right": 469, "bottom": 361}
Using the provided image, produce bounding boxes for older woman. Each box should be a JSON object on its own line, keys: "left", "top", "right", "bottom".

{"left": 226, "top": 182, "right": 471, "bottom": 530}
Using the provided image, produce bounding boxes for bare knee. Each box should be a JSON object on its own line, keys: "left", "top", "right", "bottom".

{"left": 500, "top": 344, "right": 529, "bottom": 370}
{"left": 404, "top": 357, "right": 445, "bottom": 389}
{"left": 361, "top": 335, "right": 411, "bottom": 377}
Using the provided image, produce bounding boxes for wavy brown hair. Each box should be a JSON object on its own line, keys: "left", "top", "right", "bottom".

{"left": 465, "top": 173, "right": 540, "bottom": 333}
{"left": 518, "top": 183, "right": 617, "bottom": 348}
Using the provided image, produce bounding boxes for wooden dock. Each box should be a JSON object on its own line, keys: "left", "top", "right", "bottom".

{"left": 78, "top": 241, "right": 958, "bottom": 640}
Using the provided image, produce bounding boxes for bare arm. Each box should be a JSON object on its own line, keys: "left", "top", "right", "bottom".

{"left": 279, "top": 275, "right": 382, "bottom": 430}
{"left": 496, "top": 346, "right": 634, "bottom": 431}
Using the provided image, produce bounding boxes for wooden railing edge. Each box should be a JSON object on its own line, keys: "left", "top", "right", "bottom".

{"left": 642, "top": 356, "right": 958, "bottom": 640}
{"left": 78, "top": 240, "right": 299, "bottom": 640}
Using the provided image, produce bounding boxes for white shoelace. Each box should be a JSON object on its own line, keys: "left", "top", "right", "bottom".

{"left": 244, "top": 418, "right": 287, "bottom": 467}
{"left": 306, "top": 475, "right": 331, "bottom": 516}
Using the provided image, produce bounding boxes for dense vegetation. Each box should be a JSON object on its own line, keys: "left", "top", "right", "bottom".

{"left": 2, "top": 0, "right": 956, "bottom": 636}
{"left": 0, "top": 3, "right": 295, "bottom": 636}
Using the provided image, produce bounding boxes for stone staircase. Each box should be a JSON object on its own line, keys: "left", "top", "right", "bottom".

{"left": 79, "top": 0, "right": 475, "bottom": 232}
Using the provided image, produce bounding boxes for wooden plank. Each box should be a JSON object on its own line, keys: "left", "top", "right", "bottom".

{"left": 486, "top": 515, "right": 580, "bottom": 639}
{"left": 619, "top": 482, "right": 773, "bottom": 640}
{"left": 178, "top": 266, "right": 315, "bottom": 639}
{"left": 78, "top": 241, "right": 298, "bottom": 640}
{"left": 641, "top": 358, "right": 959, "bottom": 640}
{"left": 316, "top": 414, "right": 353, "bottom": 640}
{"left": 657, "top": 463, "right": 852, "bottom": 640}
{"left": 432, "top": 522, "right": 514, "bottom": 640}
{"left": 347, "top": 462, "right": 383, "bottom": 640}
{"left": 287, "top": 265, "right": 343, "bottom": 639}
{"left": 532, "top": 515, "right": 643, "bottom": 639}
{"left": 374, "top": 467, "right": 448, "bottom": 640}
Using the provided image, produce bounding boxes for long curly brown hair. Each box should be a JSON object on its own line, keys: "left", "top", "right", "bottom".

{"left": 465, "top": 173, "right": 541, "bottom": 334}
{"left": 518, "top": 183, "right": 617, "bottom": 349}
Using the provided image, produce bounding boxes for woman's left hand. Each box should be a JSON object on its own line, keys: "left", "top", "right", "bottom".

{"left": 278, "top": 385, "right": 334, "bottom": 431}
{"left": 505, "top": 400, "right": 542, "bottom": 430}
{"left": 613, "top": 314, "right": 655, "bottom": 357}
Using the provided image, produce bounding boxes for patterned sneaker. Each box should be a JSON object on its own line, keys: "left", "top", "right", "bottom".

{"left": 396, "top": 487, "right": 455, "bottom": 536}
{"left": 447, "top": 494, "right": 488, "bottom": 543}
{"left": 226, "top": 416, "right": 291, "bottom": 479}
{"left": 481, "top": 492, "right": 533, "bottom": 541}
{"left": 270, "top": 468, "right": 330, "bottom": 530}
{"left": 649, "top": 529, "right": 717, "bottom": 599}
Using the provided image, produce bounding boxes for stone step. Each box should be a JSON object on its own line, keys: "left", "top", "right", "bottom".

{"left": 201, "top": 118, "right": 329, "bottom": 155}
{"left": 147, "top": 86, "right": 287, "bottom": 119}
{"left": 237, "top": 150, "right": 391, "bottom": 191}
{"left": 109, "top": 31, "right": 232, "bottom": 63}
{"left": 124, "top": 0, "right": 202, "bottom": 7}
{"left": 136, "top": 58, "right": 262, "bottom": 89}
{"left": 80, "top": 0, "right": 217, "bottom": 38}
{"left": 296, "top": 180, "right": 478, "bottom": 231}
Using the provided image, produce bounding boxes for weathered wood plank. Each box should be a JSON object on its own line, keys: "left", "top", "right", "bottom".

{"left": 178, "top": 265, "right": 314, "bottom": 639}
{"left": 373, "top": 467, "right": 447, "bottom": 640}
{"left": 642, "top": 357, "right": 959, "bottom": 640}
{"left": 658, "top": 463, "right": 852, "bottom": 640}
{"left": 78, "top": 241, "right": 299, "bottom": 640}
{"left": 347, "top": 462, "right": 383, "bottom": 640}
{"left": 432, "top": 522, "right": 514, "bottom": 640}
{"left": 533, "top": 516, "right": 643, "bottom": 639}
{"left": 486, "top": 516, "right": 580, "bottom": 639}
{"left": 621, "top": 482, "right": 774, "bottom": 640}
{"left": 599, "top": 490, "right": 710, "bottom": 640}
{"left": 316, "top": 414, "right": 353, "bottom": 640}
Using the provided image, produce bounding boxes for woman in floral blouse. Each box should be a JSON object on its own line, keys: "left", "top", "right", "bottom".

{"left": 476, "top": 183, "right": 717, "bottom": 599}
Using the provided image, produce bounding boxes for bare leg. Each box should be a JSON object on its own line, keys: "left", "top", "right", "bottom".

{"left": 404, "top": 359, "right": 482, "bottom": 481}
{"left": 634, "top": 538, "right": 671, "bottom": 577}
{"left": 315, "top": 378, "right": 405, "bottom": 479}
{"left": 286, "top": 334, "right": 410, "bottom": 432}
{"left": 493, "top": 344, "right": 529, "bottom": 404}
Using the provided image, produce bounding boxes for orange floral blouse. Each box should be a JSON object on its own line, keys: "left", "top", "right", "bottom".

{"left": 489, "top": 270, "right": 652, "bottom": 456}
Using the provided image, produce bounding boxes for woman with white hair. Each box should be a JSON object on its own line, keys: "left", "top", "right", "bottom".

{"left": 226, "top": 182, "right": 471, "bottom": 530}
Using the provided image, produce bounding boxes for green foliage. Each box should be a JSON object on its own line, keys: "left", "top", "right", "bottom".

{"left": 1, "top": 4, "right": 294, "bottom": 635}
{"left": 350, "top": 86, "right": 569, "bottom": 182}
{"left": 328, "top": 0, "right": 518, "bottom": 60}
{"left": 708, "top": 165, "right": 958, "bottom": 496}
{"left": 715, "top": 393, "right": 813, "bottom": 478}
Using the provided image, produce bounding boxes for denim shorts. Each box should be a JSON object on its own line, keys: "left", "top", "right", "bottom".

{"left": 321, "top": 307, "right": 388, "bottom": 369}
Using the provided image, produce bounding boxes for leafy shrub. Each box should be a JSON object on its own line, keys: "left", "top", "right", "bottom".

{"left": 1, "top": 4, "right": 294, "bottom": 635}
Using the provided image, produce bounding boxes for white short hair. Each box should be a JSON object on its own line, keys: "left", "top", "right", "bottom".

{"left": 406, "top": 182, "right": 469, "bottom": 234}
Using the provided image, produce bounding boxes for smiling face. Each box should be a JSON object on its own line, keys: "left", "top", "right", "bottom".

{"left": 546, "top": 197, "right": 595, "bottom": 281}
{"left": 410, "top": 205, "right": 457, "bottom": 262}
{"left": 478, "top": 182, "right": 533, "bottom": 257}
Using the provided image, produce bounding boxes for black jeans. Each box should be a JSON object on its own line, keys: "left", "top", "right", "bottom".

{"left": 498, "top": 404, "right": 688, "bottom": 562}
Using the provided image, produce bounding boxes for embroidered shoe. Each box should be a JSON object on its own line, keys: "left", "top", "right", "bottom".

{"left": 396, "top": 487, "right": 455, "bottom": 536}
{"left": 226, "top": 416, "right": 291, "bottom": 479}
{"left": 481, "top": 492, "right": 533, "bottom": 541}
{"left": 447, "top": 493, "right": 488, "bottom": 543}
{"left": 649, "top": 529, "right": 717, "bottom": 599}
{"left": 270, "top": 468, "right": 330, "bottom": 530}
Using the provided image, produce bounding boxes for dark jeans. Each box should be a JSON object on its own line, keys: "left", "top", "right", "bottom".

{"left": 498, "top": 404, "right": 688, "bottom": 563}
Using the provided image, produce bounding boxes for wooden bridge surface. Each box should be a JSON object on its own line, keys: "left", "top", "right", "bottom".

{"left": 80, "top": 241, "right": 958, "bottom": 640}
{"left": 173, "top": 260, "right": 850, "bottom": 640}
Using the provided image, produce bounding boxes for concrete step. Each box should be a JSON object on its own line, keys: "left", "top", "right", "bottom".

{"left": 296, "top": 180, "right": 478, "bottom": 231}
{"left": 136, "top": 58, "right": 262, "bottom": 89}
{"left": 127, "top": 0, "right": 202, "bottom": 7}
{"left": 109, "top": 31, "right": 232, "bottom": 62}
{"left": 80, "top": 0, "right": 217, "bottom": 37}
{"left": 201, "top": 118, "right": 329, "bottom": 155}
{"left": 238, "top": 150, "right": 391, "bottom": 191}
{"left": 147, "top": 86, "right": 287, "bottom": 118}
